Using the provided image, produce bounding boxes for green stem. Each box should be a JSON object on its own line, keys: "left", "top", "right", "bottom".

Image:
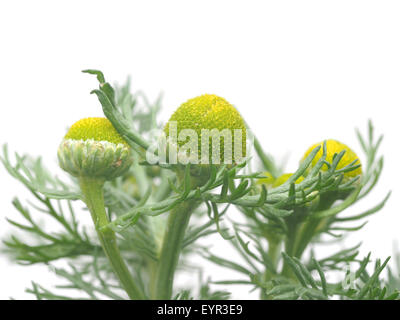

{"left": 268, "top": 241, "right": 281, "bottom": 272}
{"left": 291, "top": 193, "right": 339, "bottom": 259}
{"left": 153, "top": 199, "right": 199, "bottom": 299}
{"left": 79, "top": 177, "right": 145, "bottom": 300}
{"left": 261, "top": 240, "right": 281, "bottom": 299}
{"left": 281, "top": 217, "right": 300, "bottom": 278}
{"left": 292, "top": 219, "right": 322, "bottom": 258}
{"left": 281, "top": 194, "right": 339, "bottom": 278}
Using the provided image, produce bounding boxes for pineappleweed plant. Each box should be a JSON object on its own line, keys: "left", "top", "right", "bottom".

{"left": 1, "top": 69, "right": 399, "bottom": 300}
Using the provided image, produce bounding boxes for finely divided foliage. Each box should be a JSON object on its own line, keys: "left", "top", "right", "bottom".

{"left": 1, "top": 70, "right": 399, "bottom": 300}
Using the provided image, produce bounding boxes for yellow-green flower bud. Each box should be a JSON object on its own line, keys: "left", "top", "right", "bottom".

{"left": 272, "top": 173, "right": 304, "bottom": 188}
{"left": 301, "top": 139, "right": 362, "bottom": 179}
{"left": 58, "top": 117, "right": 132, "bottom": 180}
{"left": 256, "top": 172, "right": 275, "bottom": 188}
{"left": 164, "top": 94, "right": 246, "bottom": 165}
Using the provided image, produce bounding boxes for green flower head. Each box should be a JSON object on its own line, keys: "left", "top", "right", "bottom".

{"left": 64, "top": 117, "right": 129, "bottom": 146}
{"left": 256, "top": 172, "right": 275, "bottom": 187}
{"left": 301, "top": 139, "right": 362, "bottom": 179}
{"left": 58, "top": 117, "right": 132, "bottom": 180}
{"left": 257, "top": 172, "right": 304, "bottom": 189}
{"left": 164, "top": 94, "right": 247, "bottom": 165}
{"left": 272, "top": 173, "right": 304, "bottom": 188}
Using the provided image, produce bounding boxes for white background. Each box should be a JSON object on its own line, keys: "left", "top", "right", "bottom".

{"left": 0, "top": 0, "right": 399, "bottom": 299}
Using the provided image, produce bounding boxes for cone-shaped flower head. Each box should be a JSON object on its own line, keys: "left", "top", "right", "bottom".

{"left": 301, "top": 139, "right": 362, "bottom": 179}
{"left": 164, "top": 94, "right": 247, "bottom": 165}
{"left": 58, "top": 117, "right": 132, "bottom": 180}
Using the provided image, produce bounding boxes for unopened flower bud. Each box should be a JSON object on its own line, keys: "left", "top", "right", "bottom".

{"left": 58, "top": 117, "right": 132, "bottom": 180}
{"left": 301, "top": 139, "right": 362, "bottom": 180}
{"left": 272, "top": 173, "right": 304, "bottom": 188}
{"left": 164, "top": 94, "right": 246, "bottom": 166}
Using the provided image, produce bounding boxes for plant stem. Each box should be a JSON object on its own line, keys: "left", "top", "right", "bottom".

{"left": 292, "top": 193, "right": 340, "bottom": 259}
{"left": 281, "top": 216, "right": 300, "bottom": 279}
{"left": 292, "top": 219, "right": 321, "bottom": 258}
{"left": 268, "top": 241, "right": 281, "bottom": 271}
{"left": 79, "top": 177, "right": 145, "bottom": 300}
{"left": 261, "top": 240, "right": 281, "bottom": 299}
{"left": 153, "top": 199, "right": 199, "bottom": 299}
{"left": 281, "top": 194, "right": 340, "bottom": 277}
